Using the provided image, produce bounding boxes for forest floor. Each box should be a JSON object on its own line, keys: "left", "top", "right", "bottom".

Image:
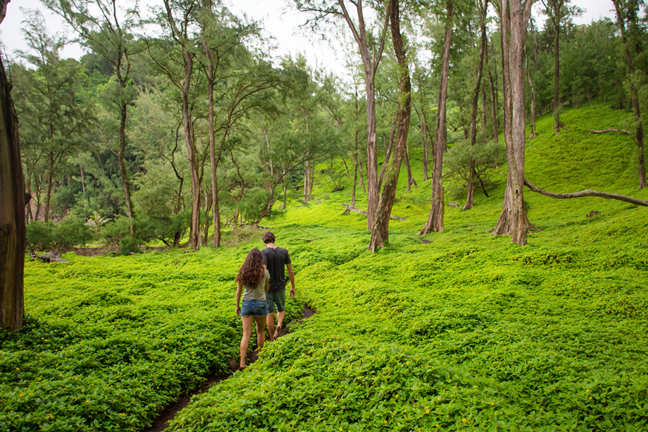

{"left": 1, "top": 104, "right": 647, "bottom": 432}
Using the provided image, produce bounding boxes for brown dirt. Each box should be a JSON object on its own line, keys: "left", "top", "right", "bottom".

{"left": 144, "top": 305, "right": 316, "bottom": 432}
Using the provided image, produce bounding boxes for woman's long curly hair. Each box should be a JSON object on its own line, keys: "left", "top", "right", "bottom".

{"left": 236, "top": 249, "right": 265, "bottom": 288}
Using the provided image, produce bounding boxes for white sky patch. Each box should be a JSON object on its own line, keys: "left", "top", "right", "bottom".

{"left": 1, "top": 0, "right": 615, "bottom": 75}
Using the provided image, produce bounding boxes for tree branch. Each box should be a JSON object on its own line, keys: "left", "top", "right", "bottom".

{"left": 524, "top": 178, "right": 648, "bottom": 206}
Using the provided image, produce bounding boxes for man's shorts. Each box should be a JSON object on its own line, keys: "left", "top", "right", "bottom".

{"left": 241, "top": 300, "right": 267, "bottom": 317}
{"left": 266, "top": 289, "right": 286, "bottom": 314}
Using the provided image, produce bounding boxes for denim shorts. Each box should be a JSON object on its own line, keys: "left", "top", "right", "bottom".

{"left": 241, "top": 300, "right": 267, "bottom": 317}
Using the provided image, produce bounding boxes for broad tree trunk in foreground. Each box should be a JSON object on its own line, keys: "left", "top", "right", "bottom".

{"left": 419, "top": 0, "right": 453, "bottom": 235}
{"left": 463, "top": 0, "right": 488, "bottom": 211}
{"left": 369, "top": 0, "right": 411, "bottom": 251}
{"left": 612, "top": 0, "right": 647, "bottom": 190}
{"left": 492, "top": 0, "right": 533, "bottom": 245}
{"left": 0, "top": 0, "right": 26, "bottom": 331}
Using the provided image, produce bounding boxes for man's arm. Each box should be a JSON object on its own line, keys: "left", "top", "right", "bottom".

{"left": 287, "top": 263, "right": 296, "bottom": 298}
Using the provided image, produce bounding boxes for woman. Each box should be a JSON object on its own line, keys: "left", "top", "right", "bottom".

{"left": 235, "top": 248, "right": 270, "bottom": 370}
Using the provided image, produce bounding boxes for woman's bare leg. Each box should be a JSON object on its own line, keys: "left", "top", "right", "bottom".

{"left": 240, "top": 315, "right": 253, "bottom": 369}
{"left": 255, "top": 316, "right": 266, "bottom": 351}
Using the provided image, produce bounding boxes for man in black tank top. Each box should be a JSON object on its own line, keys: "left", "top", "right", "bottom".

{"left": 261, "top": 231, "right": 295, "bottom": 340}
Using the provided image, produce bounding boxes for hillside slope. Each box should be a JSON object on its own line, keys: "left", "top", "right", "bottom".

{"left": 168, "top": 105, "right": 648, "bottom": 431}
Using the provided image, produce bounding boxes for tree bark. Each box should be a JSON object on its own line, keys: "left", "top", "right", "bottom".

{"left": 336, "top": 0, "right": 389, "bottom": 230}
{"left": 181, "top": 49, "right": 201, "bottom": 251}
{"left": 379, "top": 108, "right": 398, "bottom": 190}
{"left": 463, "top": 0, "right": 488, "bottom": 211}
{"left": 0, "top": 41, "right": 26, "bottom": 331}
{"left": 404, "top": 143, "right": 417, "bottom": 192}
{"left": 492, "top": 0, "right": 533, "bottom": 245}
{"left": 552, "top": 1, "right": 561, "bottom": 136}
{"left": 369, "top": 0, "right": 410, "bottom": 251}
{"left": 612, "top": 0, "right": 647, "bottom": 189}
{"left": 419, "top": 0, "right": 453, "bottom": 235}
{"left": 526, "top": 53, "right": 537, "bottom": 138}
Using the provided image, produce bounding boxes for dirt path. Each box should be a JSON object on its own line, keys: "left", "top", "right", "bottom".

{"left": 145, "top": 306, "right": 315, "bottom": 432}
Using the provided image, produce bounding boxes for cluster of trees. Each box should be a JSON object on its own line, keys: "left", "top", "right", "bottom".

{"left": 6, "top": 0, "right": 648, "bottom": 256}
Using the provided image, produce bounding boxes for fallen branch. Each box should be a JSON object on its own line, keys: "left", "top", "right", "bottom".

{"left": 297, "top": 227, "right": 321, "bottom": 240}
{"left": 290, "top": 238, "right": 312, "bottom": 242}
{"left": 524, "top": 178, "right": 648, "bottom": 207}
{"left": 588, "top": 129, "right": 631, "bottom": 135}
{"left": 342, "top": 202, "right": 406, "bottom": 221}
{"left": 30, "top": 252, "right": 69, "bottom": 263}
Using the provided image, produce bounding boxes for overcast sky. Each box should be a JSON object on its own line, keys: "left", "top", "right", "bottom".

{"left": 0, "top": 0, "right": 616, "bottom": 78}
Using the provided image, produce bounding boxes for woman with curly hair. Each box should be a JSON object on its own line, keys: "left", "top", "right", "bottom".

{"left": 235, "top": 248, "right": 270, "bottom": 370}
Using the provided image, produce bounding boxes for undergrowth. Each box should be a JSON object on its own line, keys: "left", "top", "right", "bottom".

{"left": 2, "top": 104, "right": 647, "bottom": 431}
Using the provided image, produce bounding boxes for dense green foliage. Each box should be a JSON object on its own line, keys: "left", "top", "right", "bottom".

{"left": 164, "top": 105, "right": 648, "bottom": 431}
{"left": 0, "top": 248, "right": 302, "bottom": 431}
{"left": 4, "top": 104, "right": 645, "bottom": 431}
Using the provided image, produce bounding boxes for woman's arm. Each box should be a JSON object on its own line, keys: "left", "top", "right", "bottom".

{"left": 236, "top": 281, "right": 243, "bottom": 316}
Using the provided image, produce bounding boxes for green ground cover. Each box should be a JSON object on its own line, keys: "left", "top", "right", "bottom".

{"left": 1, "top": 104, "right": 647, "bottom": 431}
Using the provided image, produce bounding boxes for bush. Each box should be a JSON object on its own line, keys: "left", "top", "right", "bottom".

{"left": 26, "top": 221, "right": 55, "bottom": 252}
{"left": 119, "top": 235, "right": 141, "bottom": 255}
{"left": 101, "top": 217, "right": 131, "bottom": 245}
{"left": 26, "top": 218, "right": 93, "bottom": 252}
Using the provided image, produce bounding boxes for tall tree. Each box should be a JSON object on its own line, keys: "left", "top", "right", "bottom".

{"left": 492, "top": 0, "right": 534, "bottom": 245}
{"left": 419, "top": 0, "right": 454, "bottom": 235}
{"left": 0, "top": 0, "right": 26, "bottom": 331}
{"left": 13, "top": 10, "right": 93, "bottom": 222}
{"left": 463, "top": 0, "right": 488, "bottom": 211}
{"left": 293, "top": 0, "right": 390, "bottom": 229}
{"left": 612, "top": 0, "right": 647, "bottom": 189}
{"left": 369, "top": 0, "right": 412, "bottom": 251}
{"left": 45, "top": 0, "right": 141, "bottom": 233}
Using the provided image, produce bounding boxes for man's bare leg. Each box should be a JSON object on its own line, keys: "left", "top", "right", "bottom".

{"left": 274, "top": 310, "right": 286, "bottom": 340}
{"left": 266, "top": 312, "right": 275, "bottom": 342}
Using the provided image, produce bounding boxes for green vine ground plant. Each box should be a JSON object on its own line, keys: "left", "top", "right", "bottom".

{"left": 2, "top": 105, "right": 647, "bottom": 431}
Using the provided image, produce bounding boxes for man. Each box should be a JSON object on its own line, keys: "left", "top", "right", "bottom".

{"left": 261, "top": 231, "right": 295, "bottom": 341}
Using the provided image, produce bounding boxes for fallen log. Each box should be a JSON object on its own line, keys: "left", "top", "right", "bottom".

{"left": 342, "top": 202, "right": 406, "bottom": 221}
{"left": 30, "top": 252, "right": 69, "bottom": 263}
{"left": 524, "top": 178, "right": 648, "bottom": 207}
{"left": 290, "top": 238, "right": 312, "bottom": 242}
{"left": 588, "top": 129, "right": 631, "bottom": 135}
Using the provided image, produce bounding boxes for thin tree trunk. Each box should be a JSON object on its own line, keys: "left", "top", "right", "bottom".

{"left": 404, "top": 143, "right": 417, "bottom": 191}
{"left": 553, "top": 8, "right": 560, "bottom": 136}
{"left": 118, "top": 101, "right": 134, "bottom": 234}
{"left": 612, "top": 0, "right": 647, "bottom": 189}
{"left": 420, "top": 104, "right": 430, "bottom": 181}
{"left": 379, "top": 108, "right": 399, "bottom": 190}
{"left": 44, "top": 152, "right": 54, "bottom": 221}
{"left": 352, "top": 154, "right": 358, "bottom": 206}
{"left": 181, "top": 49, "right": 200, "bottom": 251}
{"left": 464, "top": 0, "right": 488, "bottom": 211}
{"left": 488, "top": 61, "right": 499, "bottom": 143}
{"left": 0, "top": 39, "right": 26, "bottom": 331}
{"left": 369, "top": 0, "right": 411, "bottom": 251}
{"left": 526, "top": 53, "right": 537, "bottom": 138}
{"left": 419, "top": 0, "right": 453, "bottom": 235}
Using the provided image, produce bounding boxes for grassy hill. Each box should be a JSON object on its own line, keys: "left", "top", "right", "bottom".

{"left": 2, "top": 104, "right": 647, "bottom": 431}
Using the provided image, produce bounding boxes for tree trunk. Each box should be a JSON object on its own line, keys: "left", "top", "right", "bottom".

{"left": 420, "top": 104, "right": 430, "bottom": 181}
{"left": 463, "top": 0, "right": 488, "bottom": 211}
{"left": 526, "top": 53, "right": 537, "bottom": 138}
{"left": 352, "top": 154, "right": 358, "bottom": 206}
{"left": 369, "top": 0, "right": 411, "bottom": 251}
{"left": 553, "top": 6, "right": 561, "bottom": 136}
{"left": 118, "top": 101, "right": 134, "bottom": 234}
{"left": 44, "top": 152, "right": 54, "bottom": 221}
{"left": 488, "top": 60, "right": 499, "bottom": 143}
{"left": 419, "top": 0, "right": 453, "bottom": 235}
{"left": 181, "top": 49, "right": 200, "bottom": 251}
{"left": 379, "top": 108, "right": 398, "bottom": 190}
{"left": 612, "top": 0, "right": 647, "bottom": 189}
{"left": 404, "top": 143, "right": 417, "bottom": 192}
{"left": 492, "top": 0, "right": 532, "bottom": 245}
{"left": 0, "top": 45, "right": 26, "bottom": 331}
